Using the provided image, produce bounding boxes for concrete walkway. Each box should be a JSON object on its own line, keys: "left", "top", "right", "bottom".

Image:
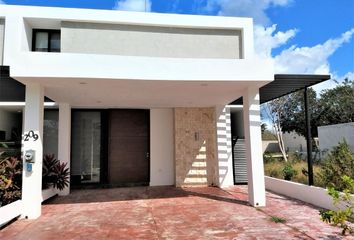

{"left": 0, "top": 186, "right": 352, "bottom": 240}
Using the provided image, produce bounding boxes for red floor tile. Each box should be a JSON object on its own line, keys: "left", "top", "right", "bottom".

{"left": 0, "top": 186, "right": 352, "bottom": 240}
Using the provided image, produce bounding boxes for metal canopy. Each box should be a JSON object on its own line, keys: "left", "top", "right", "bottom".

{"left": 230, "top": 74, "right": 330, "bottom": 186}
{"left": 231, "top": 74, "right": 331, "bottom": 105}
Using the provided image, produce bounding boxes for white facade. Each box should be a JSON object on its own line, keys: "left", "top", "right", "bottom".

{"left": 0, "top": 4, "right": 274, "bottom": 219}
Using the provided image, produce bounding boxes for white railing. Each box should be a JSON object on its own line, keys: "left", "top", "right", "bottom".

{"left": 265, "top": 176, "right": 353, "bottom": 210}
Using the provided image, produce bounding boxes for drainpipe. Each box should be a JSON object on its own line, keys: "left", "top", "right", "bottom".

{"left": 304, "top": 87, "right": 314, "bottom": 186}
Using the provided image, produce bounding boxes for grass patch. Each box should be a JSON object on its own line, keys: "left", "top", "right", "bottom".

{"left": 270, "top": 216, "right": 286, "bottom": 223}
{"left": 264, "top": 154, "right": 325, "bottom": 187}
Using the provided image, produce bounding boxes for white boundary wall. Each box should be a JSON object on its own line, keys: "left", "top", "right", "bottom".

{"left": 0, "top": 200, "right": 22, "bottom": 227}
{"left": 265, "top": 176, "right": 353, "bottom": 210}
{"left": 0, "top": 188, "right": 58, "bottom": 226}
{"left": 41, "top": 187, "right": 59, "bottom": 202}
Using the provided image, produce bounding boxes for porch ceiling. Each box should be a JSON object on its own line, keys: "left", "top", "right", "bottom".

{"left": 14, "top": 77, "right": 269, "bottom": 108}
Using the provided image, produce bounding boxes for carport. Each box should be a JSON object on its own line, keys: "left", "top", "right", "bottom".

{"left": 230, "top": 74, "right": 330, "bottom": 185}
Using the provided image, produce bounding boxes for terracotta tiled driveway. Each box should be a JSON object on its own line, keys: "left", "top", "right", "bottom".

{"left": 0, "top": 186, "right": 352, "bottom": 240}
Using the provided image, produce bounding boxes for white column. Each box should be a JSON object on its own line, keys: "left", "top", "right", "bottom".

{"left": 22, "top": 83, "right": 44, "bottom": 219}
{"left": 150, "top": 109, "right": 175, "bottom": 186}
{"left": 216, "top": 106, "right": 234, "bottom": 187}
{"left": 243, "top": 88, "right": 266, "bottom": 207}
{"left": 58, "top": 103, "right": 71, "bottom": 196}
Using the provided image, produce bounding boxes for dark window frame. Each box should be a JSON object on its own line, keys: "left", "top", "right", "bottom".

{"left": 32, "top": 29, "right": 61, "bottom": 52}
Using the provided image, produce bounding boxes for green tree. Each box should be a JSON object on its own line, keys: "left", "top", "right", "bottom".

{"left": 263, "top": 79, "right": 354, "bottom": 139}
{"left": 318, "top": 79, "right": 354, "bottom": 125}
{"left": 278, "top": 88, "right": 322, "bottom": 138}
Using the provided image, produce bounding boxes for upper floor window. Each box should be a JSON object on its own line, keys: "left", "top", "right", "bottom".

{"left": 32, "top": 29, "right": 60, "bottom": 52}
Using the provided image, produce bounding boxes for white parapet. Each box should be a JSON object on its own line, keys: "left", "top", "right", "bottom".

{"left": 265, "top": 176, "right": 354, "bottom": 210}
{"left": 0, "top": 200, "right": 22, "bottom": 227}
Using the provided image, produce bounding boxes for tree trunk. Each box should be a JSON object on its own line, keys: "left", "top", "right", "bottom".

{"left": 273, "top": 114, "right": 288, "bottom": 162}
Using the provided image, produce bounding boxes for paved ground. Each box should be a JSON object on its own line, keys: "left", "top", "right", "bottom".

{"left": 0, "top": 186, "right": 353, "bottom": 240}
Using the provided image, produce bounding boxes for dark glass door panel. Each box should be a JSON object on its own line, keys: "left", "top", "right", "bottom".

{"left": 71, "top": 111, "right": 101, "bottom": 184}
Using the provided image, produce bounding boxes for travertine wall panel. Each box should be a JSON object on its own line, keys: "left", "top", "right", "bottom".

{"left": 174, "top": 108, "right": 218, "bottom": 187}
{"left": 61, "top": 21, "right": 241, "bottom": 59}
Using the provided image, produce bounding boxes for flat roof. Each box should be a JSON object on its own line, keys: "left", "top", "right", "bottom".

{"left": 231, "top": 74, "right": 331, "bottom": 105}
{"left": 0, "top": 4, "right": 252, "bottom": 31}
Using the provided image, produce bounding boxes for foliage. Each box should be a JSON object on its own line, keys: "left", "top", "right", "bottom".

{"left": 263, "top": 152, "right": 275, "bottom": 163}
{"left": 318, "top": 79, "right": 354, "bottom": 125}
{"left": 52, "top": 162, "right": 70, "bottom": 191}
{"left": 262, "top": 79, "right": 354, "bottom": 139}
{"left": 42, "top": 154, "right": 70, "bottom": 191}
{"left": 320, "top": 175, "right": 354, "bottom": 235}
{"left": 264, "top": 158, "right": 324, "bottom": 187}
{"left": 319, "top": 141, "right": 354, "bottom": 193}
{"left": 270, "top": 216, "right": 286, "bottom": 223}
{"left": 42, "top": 154, "right": 60, "bottom": 189}
{"left": 277, "top": 88, "right": 320, "bottom": 138}
{"left": 282, "top": 162, "right": 297, "bottom": 181}
{"left": 289, "top": 151, "right": 304, "bottom": 163}
{"left": 0, "top": 154, "right": 22, "bottom": 207}
{"left": 264, "top": 159, "right": 283, "bottom": 178}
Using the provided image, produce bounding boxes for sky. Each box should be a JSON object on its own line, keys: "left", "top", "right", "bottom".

{"left": 1, "top": 0, "right": 354, "bottom": 92}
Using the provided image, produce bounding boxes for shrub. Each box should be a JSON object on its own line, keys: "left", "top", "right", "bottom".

{"left": 0, "top": 155, "right": 22, "bottom": 207}
{"left": 282, "top": 162, "right": 297, "bottom": 181}
{"left": 42, "top": 154, "right": 70, "bottom": 191}
{"left": 319, "top": 141, "right": 354, "bottom": 192}
{"left": 320, "top": 175, "right": 354, "bottom": 235}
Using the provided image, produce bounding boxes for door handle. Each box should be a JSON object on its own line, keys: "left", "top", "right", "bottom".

{"left": 146, "top": 152, "right": 150, "bottom": 159}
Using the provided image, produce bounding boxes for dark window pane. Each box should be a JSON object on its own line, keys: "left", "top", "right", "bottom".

{"left": 35, "top": 32, "right": 48, "bottom": 52}
{"left": 50, "top": 32, "right": 60, "bottom": 52}
{"left": 43, "top": 111, "right": 59, "bottom": 157}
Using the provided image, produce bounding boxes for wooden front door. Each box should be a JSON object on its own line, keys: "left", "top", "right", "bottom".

{"left": 108, "top": 110, "right": 150, "bottom": 186}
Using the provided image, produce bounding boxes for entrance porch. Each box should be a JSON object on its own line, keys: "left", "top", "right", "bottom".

{"left": 15, "top": 76, "right": 266, "bottom": 219}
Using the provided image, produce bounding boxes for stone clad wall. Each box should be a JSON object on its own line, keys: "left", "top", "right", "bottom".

{"left": 174, "top": 108, "right": 218, "bottom": 187}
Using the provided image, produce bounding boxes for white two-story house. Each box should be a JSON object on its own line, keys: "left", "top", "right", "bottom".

{"left": 0, "top": 4, "right": 274, "bottom": 219}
